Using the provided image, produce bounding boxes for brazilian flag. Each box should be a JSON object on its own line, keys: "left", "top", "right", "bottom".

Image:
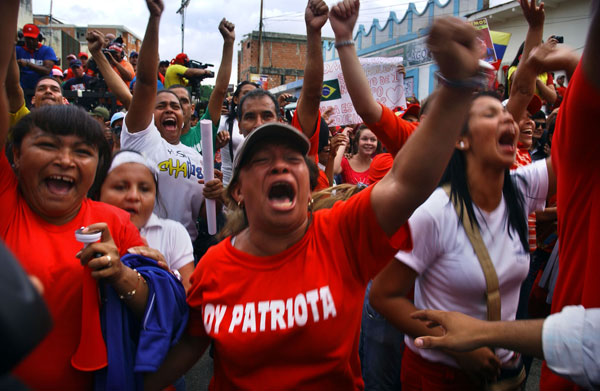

{"left": 321, "top": 79, "right": 341, "bottom": 101}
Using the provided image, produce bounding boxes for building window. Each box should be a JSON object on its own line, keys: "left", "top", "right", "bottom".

{"left": 247, "top": 42, "right": 250, "bottom": 49}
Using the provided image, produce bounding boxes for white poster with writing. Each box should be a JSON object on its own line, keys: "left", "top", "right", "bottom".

{"left": 320, "top": 57, "right": 405, "bottom": 127}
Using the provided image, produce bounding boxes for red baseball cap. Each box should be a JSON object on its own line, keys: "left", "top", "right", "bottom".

{"left": 173, "top": 53, "right": 189, "bottom": 65}
{"left": 78, "top": 52, "right": 88, "bottom": 59}
{"left": 402, "top": 103, "right": 421, "bottom": 120}
{"left": 23, "top": 24, "right": 40, "bottom": 39}
{"left": 527, "top": 95, "right": 542, "bottom": 116}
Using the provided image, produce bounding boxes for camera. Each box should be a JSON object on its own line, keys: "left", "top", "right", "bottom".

{"left": 285, "top": 96, "right": 298, "bottom": 102}
{"left": 552, "top": 35, "right": 564, "bottom": 44}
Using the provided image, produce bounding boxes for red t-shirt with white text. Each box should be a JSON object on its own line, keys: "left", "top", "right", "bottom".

{"left": 187, "top": 186, "right": 411, "bottom": 390}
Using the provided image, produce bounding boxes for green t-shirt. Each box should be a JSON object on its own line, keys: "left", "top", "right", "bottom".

{"left": 179, "top": 110, "right": 220, "bottom": 155}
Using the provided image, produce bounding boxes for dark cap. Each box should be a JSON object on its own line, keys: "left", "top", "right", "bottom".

{"left": 70, "top": 59, "right": 83, "bottom": 68}
{"left": 89, "top": 106, "right": 110, "bottom": 121}
{"left": 230, "top": 122, "right": 310, "bottom": 185}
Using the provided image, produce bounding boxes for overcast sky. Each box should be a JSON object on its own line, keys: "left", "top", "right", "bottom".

{"left": 32, "top": 0, "right": 434, "bottom": 84}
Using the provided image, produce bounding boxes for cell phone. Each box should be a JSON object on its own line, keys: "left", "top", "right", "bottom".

{"left": 285, "top": 96, "right": 298, "bottom": 102}
{"left": 552, "top": 35, "right": 564, "bottom": 44}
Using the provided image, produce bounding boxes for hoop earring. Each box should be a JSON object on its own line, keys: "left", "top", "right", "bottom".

{"left": 237, "top": 199, "right": 244, "bottom": 209}
{"left": 459, "top": 141, "right": 465, "bottom": 149}
{"left": 308, "top": 197, "right": 314, "bottom": 211}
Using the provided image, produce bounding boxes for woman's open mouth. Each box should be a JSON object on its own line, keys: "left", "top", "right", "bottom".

{"left": 498, "top": 128, "right": 516, "bottom": 154}
{"left": 267, "top": 181, "right": 296, "bottom": 211}
{"left": 45, "top": 175, "right": 75, "bottom": 195}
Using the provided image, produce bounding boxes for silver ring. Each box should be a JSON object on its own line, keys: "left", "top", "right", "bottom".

{"left": 106, "top": 255, "right": 112, "bottom": 268}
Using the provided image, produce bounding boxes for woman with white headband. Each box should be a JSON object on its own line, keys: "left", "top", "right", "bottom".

{"left": 99, "top": 150, "right": 195, "bottom": 291}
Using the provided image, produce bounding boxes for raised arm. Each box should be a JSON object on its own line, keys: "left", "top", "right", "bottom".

{"left": 506, "top": 0, "right": 545, "bottom": 120}
{"left": 207, "top": 19, "right": 235, "bottom": 127}
{"left": 370, "top": 17, "right": 481, "bottom": 236}
{"left": 332, "top": 128, "right": 349, "bottom": 175}
{"left": 6, "top": 48, "right": 25, "bottom": 113}
{"left": 329, "top": 0, "right": 382, "bottom": 124}
{"left": 87, "top": 30, "right": 132, "bottom": 109}
{"left": 583, "top": 0, "right": 600, "bottom": 89}
{"left": 326, "top": 132, "right": 345, "bottom": 185}
{"left": 296, "top": 0, "right": 329, "bottom": 138}
{"left": 0, "top": 0, "right": 20, "bottom": 151}
{"left": 535, "top": 75, "right": 557, "bottom": 104}
{"left": 125, "top": 0, "right": 163, "bottom": 133}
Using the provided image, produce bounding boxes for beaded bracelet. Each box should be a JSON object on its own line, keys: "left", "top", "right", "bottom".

{"left": 119, "top": 269, "right": 146, "bottom": 300}
{"left": 435, "top": 71, "right": 486, "bottom": 91}
{"left": 334, "top": 40, "right": 355, "bottom": 49}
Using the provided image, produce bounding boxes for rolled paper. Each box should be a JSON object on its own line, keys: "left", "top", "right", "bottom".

{"left": 200, "top": 120, "right": 217, "bottom": 235}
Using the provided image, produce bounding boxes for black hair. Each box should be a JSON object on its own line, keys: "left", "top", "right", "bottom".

{"left": 168, "top": 84, "right": 192, "bottom": 101}
{"left": 440, "top": 92, "right": 529, "bottom": 253}
{"left": 226, "top": 81, "right": 261, "bottom": 129}
{"left": 531, "top": 110, "right": 546, "bottom": 121}
{"left": 237, "top": 89, "right": 280, "bottom": 122}
{"left": 305, "top": 157, "right": 319, "bottom": 191}
{"left": 509, "top": 42, "right": 525, "bottom": 70}
{"left": 11, "top": 105, "right": 111, "bottom": 200}
{"left": 505, "top": 42, "right": 526, "bottom": 100}
{"left": 317, "top": 117, "right": 330, "bottom": 154}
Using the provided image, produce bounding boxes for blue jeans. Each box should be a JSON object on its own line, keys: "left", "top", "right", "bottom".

{"left": 359, "top": 281, "right": 404, "bottom": 391}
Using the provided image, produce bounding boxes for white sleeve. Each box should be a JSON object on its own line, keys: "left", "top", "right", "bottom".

{"left": 120, "top": 114, "right": 163, "bottom": 153}
{"left": 542, "top": 305, "right": 600, "bottom": 389}
{"left": 512, "top": 159, "right": 549, "bottom": 214}
{"left": 165, "top": 219, "right": 195, "bottom": 272}
{"left": 395, "top": 197, "right": 440, "bottom": 274}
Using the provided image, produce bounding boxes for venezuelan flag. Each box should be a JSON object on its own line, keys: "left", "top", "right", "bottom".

{"left": 490, "top": 30, "right": 511, "bottom": 62}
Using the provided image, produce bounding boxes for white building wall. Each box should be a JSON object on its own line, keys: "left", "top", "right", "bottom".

{"left": 488, "top": 0, "right": 591, "bottom": 72}
{"left": 18, "top": 0, "right": 33, "bottom": 29}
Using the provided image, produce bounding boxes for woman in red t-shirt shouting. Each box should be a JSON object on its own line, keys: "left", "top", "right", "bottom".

{"left": 145, "top": 3, "right": 487, "bottom": 389}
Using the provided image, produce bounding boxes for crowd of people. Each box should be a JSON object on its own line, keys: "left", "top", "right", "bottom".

{"left": 0, "top": 0, "right": 598, "bottom": 390}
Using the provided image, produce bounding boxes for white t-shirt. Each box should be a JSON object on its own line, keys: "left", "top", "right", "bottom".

{"left": 218, "top": 116, "right": 244, "bottom": 186}
{"left": 397, "top": 160, "right": 549, "bottom": 367}
{"left": 121, "top": 117, "right": 205, "bottom": 241}
{"left": 140, "top": 213, "right": 194, "bottom": 272}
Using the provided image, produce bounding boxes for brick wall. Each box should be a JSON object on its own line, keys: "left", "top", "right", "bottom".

{"left": 238, "top": 32, "right": 311, "bottom": 89}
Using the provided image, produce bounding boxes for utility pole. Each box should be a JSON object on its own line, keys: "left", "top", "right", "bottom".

{"left": 176, "top": 0, "right": 191, "bottom": 53}
{"left": 257, "top": 0, "right": 264, "bottom": 75}
{"left": 49, "top": 0, "right": 53, "bottom": 46}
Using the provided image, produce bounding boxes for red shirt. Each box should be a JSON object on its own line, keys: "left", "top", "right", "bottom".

{"left": 365, "top": 103, "right": 418, "bottom": 157}
{"left": 316, "top": 169, "right": 330, "bottom": 190}
{"left": 341, "top": 155, "right": 370, "bottom": 185}
{"left": 0, "top": 151, "right": 144, "bottom": 390}
{"left": 540, "top": 62, "right": 600, "bottom": 390}
{"left": 187, "top": 186, "right": 411, "bottom": 390}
